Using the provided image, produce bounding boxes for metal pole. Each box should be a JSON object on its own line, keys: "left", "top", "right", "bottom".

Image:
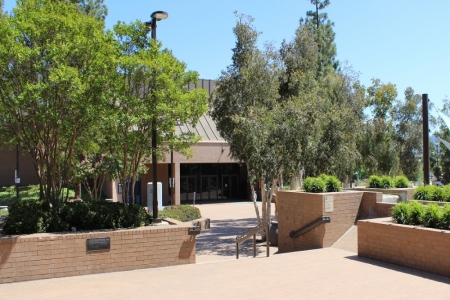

{"left": 151, "top": 18, "right": 160, "bottom": 222}
{"left": 170, "top": 151, "right": 173, "bottom": 205}
{"left": 253, "top": 234, "right": 256, "bottom": 257}
{"left": 422, "top": 94, "right": 430, "bottom": 185}
{"left": 16, "top": 145, "right": 19, "bottom": 199}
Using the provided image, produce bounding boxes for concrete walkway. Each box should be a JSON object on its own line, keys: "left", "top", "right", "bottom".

{"left": 195, "top": 202, "right": 277, "bottom": 263}
{"left": 1, "top": 201, "right": 450, "bottom": 299}
{"left": 1, "top": 248, "right": 449, "bottom": 299}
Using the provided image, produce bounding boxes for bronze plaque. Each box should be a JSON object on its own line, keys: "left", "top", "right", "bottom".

{"left": 86, "top": 237, "right": 110, "bottom": 252}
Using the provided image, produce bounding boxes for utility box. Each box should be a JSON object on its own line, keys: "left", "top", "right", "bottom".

{"left": 147, "top": 182, "right": 163, "bottom": 213}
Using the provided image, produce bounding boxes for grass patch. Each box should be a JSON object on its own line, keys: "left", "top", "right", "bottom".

{"left": 0, "top": 185, "right": 76, "bottom": 206}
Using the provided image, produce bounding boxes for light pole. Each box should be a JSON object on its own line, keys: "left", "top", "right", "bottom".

{"left": 146, "top": 11, "right": 168, "bottom": 222}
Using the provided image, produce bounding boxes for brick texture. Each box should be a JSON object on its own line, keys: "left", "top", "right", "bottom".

{"left": 277, "top": 190, "right": 393, "bottom": 253}
{"left": 358, "top": 218, "right": 450, "bottom": 278}
{"left": 0, "top": 225, "right": 196, "bottom": 283}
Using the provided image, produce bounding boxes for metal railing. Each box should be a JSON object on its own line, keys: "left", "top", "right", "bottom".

{"left": 236, "top": 222, "right": 270, "bottom": 259}
{"left": 289, "top": 216, "right": 331, "bottom": 239}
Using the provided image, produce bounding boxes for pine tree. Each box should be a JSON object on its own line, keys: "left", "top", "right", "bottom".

{"left": 302, "top": 0, "right": 338, "bottom": 77}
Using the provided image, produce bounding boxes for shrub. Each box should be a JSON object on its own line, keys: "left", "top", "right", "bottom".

{"left": 413, "top": 186, "right": 430, "bottom": 200}
{"left": 320, "top": 174, "right": 342, "bottom": 192}
{"left": 393, "top": 175, "right": 409, "bottom": 188}
{"left": 303, "top": 177, "right": 325, "bottom": 193}
{"left": 157, "top": 205, "right": 201, "bottom": 222}
{"left": 443, "top": 185, "right": 450, "bottom": 202}
{"left": 429, "top": 185, "right": 445, "bottom": 202}
{"left": 2, "top": 200, "right": 150, "bottom": 235}
{"left": 368, "top": 175, "right": 382, "bottom": 188}
{"left": 380, "top": 176, "right": 394, "bottom": 189}
{"left": 391, "top": 202, "right": 411, "bottom": 224}
{"left": 441, "top": 204, "right": 450, "bottom": 230}
{"left": 408, "top": 201, "right": 424, "bottom": 225}
{"left": 423, "top": 203, "right": 442, "bottom": 228}
{"left": 2, "top": 200, "right": 48, "bottom": 234}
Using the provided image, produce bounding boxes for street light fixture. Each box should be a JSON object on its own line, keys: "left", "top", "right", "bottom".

{"left": 146, "top": 11, "right": 168, "bottom": 223}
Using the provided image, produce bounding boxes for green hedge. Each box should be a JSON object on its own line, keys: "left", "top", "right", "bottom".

{"left": 413, "top": 185, "right": 450, "bottom": 202}
{"left": 391, "top": 201, "right": 450, "bottom": 230}
{"left": 2, "top": 200, "right": 150, "bottom": 235}
{"left": 157, "top": 205, "right": 201, "bottom": 222}
{"left": 368, "top": 175, "right": 410, "bottom": 189}
{"left": 303, "top": 175, "right": 341, "bottom": 193}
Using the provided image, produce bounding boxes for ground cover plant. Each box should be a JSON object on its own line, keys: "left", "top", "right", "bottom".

{"left": 156, "top": 205, "right": 201, "bottom": 222}
{"left": 391, "top": 201, "right": 450, "bottom": 230}
{"left": 303, "top": 175, "right": 342, "bottom": 193}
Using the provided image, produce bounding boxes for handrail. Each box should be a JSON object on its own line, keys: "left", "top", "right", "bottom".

{"left": 289, "top": 216, "right": 331, "bottom": 239}
{"left": 236, "top": 222, "right": 269, "bottom": 259}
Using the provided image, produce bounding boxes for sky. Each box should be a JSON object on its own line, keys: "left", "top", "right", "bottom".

{"left": 3, "top": 0, "right": 450, "bottom": 112}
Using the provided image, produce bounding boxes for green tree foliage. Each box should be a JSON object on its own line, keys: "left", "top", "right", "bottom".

{"left": 63, "top": 0, "right": 107, "bottom": 21}
{"left": 302, "top": 0, "right": 338, "bottom": 77}
{"left": 358, "top": 79, "right": 398, "bottom": 175}
{"left": 435, "top": 99, "right": 450, "bottom": 183}
{"left": 279, "top": 21, "right": 364, "bottom": 183}
{"left": 111, "top": 21, "right": 208, "bottom": 204}
{"left": 0, "top": 0, "right": 117, "bottom": 207}
{"left": 392, "top": 87, "right": 422, "bottom": 180}
{"left": 212, "top": 13, "right": 281, "bottom": 224}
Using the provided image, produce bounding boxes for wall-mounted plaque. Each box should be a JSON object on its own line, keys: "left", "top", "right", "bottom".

{"left": 324, "top": 196, "right": 334, "bottom": 213}
{"left": 86, "top": 237, "right": 110, "bottom": 252}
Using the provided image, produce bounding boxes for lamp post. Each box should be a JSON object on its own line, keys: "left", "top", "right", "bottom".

{"left": 146, "top": 11, "right": 168, "bottom": 222}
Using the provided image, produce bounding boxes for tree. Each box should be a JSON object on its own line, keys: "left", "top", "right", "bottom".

{"left": 0, "top": 0, "right": 116, "bottom": 207}
{"left": 392, "top": 87, "right": 422, "bottom": 180}
{"left": 358, "top": 79, "right": 398, "bottom": 176}
{"left": 63, "top": 0, "right": 107, "bottom": 21}
{"left": 110, "top": 21, "right": 208, "bottom": 205}
{"left": 435, "top": 99, "right": 450, "bottom": 183}
{"left": 302, "top": 0, "right": 339, "bottom": 77}
{"left": 212, "top": 13, "right": 281, "bottom": 225}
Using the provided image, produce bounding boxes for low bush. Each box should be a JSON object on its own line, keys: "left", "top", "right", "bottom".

{"left": 391, "top": 202, "right": 411, "bottom": 224}
{"left": 368, "top": 175, "right": 382, "bottom": 188}
{"left": 429, "top": 185, "right": 445, "bottom": 202}
{"left": 380, "top": 176, "right": 394, "bottom": 189}
{"left": 303, "top": 177, "right": 325, "bottom": 193}
{"left": 393, "top": 175, "right": 409, "bottom": 188}
{"left": 2, "top": 199, "right": 150, "bottom": 235}
{"left": 443, "top": 185, "right": 450, "bottom": 201}
{"left": 413, "top": 186, "right": 430, "bottom": 200}
{"left": 441, "top": 204, "right": 450, "bottom": 230}
{"left": 409, "top": 201, "right": 424, "bottom": 225}
{"left": 157, "top": 205, "right": 201, "bottom": 222}
{"left": 413, "top": 185, "right": 449, "bottom": 202}
{"left": 320, "top": 174, "right": 342, "bottom": 192}
{"left": 422, "top": 203, "right": 442, "bottom": 228}
{"left": 392, "top": 201, "right": 450, "bottom": 230}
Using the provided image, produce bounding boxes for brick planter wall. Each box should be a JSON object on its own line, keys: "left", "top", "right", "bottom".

{"left": 0, "top": 224, "right": 196, "bottom": 283}
{"left": 278, "top": 191, "right": 364, "bottom": 253}
{"left": 277, "top": 190, "right": 394, "bottom": 253}
{"left": 358, "top": 218, "right": 450, "bottom": 278}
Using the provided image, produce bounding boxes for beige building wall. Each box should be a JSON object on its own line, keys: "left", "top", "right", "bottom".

{"left": 0, "top": 146, "right": 38, "bottom": 186}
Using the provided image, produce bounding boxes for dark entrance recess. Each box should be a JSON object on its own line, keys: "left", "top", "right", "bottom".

{"left": 180, "top": 163, "right": 247, "bottom": 202}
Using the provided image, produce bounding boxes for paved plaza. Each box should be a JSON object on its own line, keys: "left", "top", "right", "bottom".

{"left": 0, "top": 202, "right": 449, "bottom": 299}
